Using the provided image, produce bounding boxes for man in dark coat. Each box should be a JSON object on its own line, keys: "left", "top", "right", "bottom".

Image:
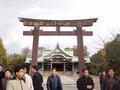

{"left": 103, "top": 69, "right": 119, "bottom": 90}
{"left": 99, "top": 71, "right": 106, "bottom": 90}
{"left": 47, "top": 69, "right": 62, "bottom": 90}
{"left": 77, "top": 69, "right": 94, "bottom": 90}
{"left": 31, "top": 65, "right": 43, "bottom": 90}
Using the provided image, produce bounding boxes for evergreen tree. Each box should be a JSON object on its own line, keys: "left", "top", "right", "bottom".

{"left": 0, "top": 37, "right": 7, "bottom": 66}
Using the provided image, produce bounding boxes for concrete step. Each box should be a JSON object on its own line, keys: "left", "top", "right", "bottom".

{"left": 41, "top": 71, "right": 74, "bottom": 76}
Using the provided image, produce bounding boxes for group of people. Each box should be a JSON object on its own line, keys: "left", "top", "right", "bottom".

{"left": 0, "top": 65, "right": 62, "bottom": 90}
{"left": 99, "top": 69, "right": 120, "bottom": 90}
{"left": 0, "top": 64, "right": 120, "bottom": 90}
{"left": 0, "top": 65, "right": 43, "bottom": 90}
{"left": 76, "top": 68, "right": 120, "bottom": 90}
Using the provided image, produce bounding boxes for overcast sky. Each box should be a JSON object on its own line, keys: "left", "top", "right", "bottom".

{"left": 0, "top": 0, "right": 120, "bottom": 55}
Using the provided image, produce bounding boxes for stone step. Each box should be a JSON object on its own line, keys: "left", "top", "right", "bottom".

{"left": 41, "top": 71, "right": 74, "bottom": 76}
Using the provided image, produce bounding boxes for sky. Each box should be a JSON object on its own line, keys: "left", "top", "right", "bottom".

{"left": 0, "top": 0, "right": 120, "bottom": 56}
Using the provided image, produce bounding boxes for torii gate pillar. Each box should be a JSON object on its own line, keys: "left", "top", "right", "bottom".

{"left": 32, "top": 23, "right": 39, "bottom": 66}
{"left": 76, "top": 25, "right": 86, "bottom": 75}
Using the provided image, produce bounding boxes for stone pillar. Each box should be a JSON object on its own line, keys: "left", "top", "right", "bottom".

{"left": 42, "top": 62, "right": 44, "bottom": 71}
{"left": 51, "top": 62, "right": 52, "bottom": 70}
{"left": 64, "top": 62, "right": 65, "bottom": 73}
{"left": 72, "top": 63, "right": 74, "bottom": 74}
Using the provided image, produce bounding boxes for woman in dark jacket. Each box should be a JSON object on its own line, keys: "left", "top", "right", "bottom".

{"left": 47, "top": 69, "right": 62, "bottom": 90}
{"left": 2, "top": 70, "right": 12, "bottom": 90}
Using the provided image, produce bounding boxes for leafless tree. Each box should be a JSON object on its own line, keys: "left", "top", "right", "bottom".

{"left": 21, "top": 47, "right": 30, "bottom": 57}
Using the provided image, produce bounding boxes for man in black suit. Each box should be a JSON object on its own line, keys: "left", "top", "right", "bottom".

{"left": 31, "top": 65, "right": 43, "bottom": 90}
{"left": 77, "top": 69, "right": 94, "bottom": 90}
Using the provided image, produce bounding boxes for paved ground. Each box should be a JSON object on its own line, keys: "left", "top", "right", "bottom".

{"left": 43, "top": 85, "right": 76, "bottom": 90}
{"left": 42, "top": 75, "right": 100, "bottom": 90}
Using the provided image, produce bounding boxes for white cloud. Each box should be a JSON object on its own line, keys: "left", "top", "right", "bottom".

{"left": 0, "top": 0, "right": 120, "bottom": 55}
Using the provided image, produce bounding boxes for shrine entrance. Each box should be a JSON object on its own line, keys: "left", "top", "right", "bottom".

{"left": 52, "top": 63, "right": 64, "bottom": 71}
{"left": 40, "top": 44, "right": 74, "bottom": 72}
{"left": 51, "top": 55, "right": 64, "bottom": 71}
{"left": 19, "top": 17, "right": 98, "bottom": 75}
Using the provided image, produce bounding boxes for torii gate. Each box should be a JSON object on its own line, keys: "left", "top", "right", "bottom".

{"left": 19, "top": 18, "right": 97, "bottom": 75}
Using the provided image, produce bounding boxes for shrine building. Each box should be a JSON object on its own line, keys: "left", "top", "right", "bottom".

{"left": 25, "top": 44, "right": 90, "bottom": 73}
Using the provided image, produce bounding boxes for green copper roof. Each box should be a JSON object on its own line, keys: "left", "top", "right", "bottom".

{"left": 25, "top": 44, "right": 90, "bottom": 63}
{"left": 44, "top": 43, "right": 72, "bottom": 60}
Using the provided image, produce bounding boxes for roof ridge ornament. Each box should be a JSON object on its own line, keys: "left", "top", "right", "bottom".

{"left": 56, "top": 43, "right": 60, "bottom": 48}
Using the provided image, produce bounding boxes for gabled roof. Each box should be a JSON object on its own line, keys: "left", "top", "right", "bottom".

{"left": 25, "top": 44, "right": 91, "bottom": 63}
{"left": 44, "top": 43, "right": 72, "bottom": 60}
